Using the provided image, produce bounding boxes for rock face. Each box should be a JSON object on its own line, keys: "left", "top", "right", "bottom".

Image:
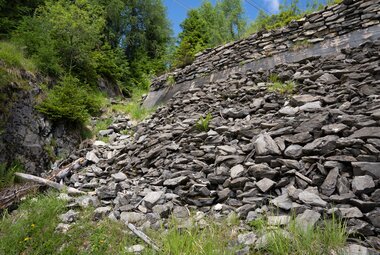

{"left": 0, "top": 72, "right": 80, "bottom": 174}
{"left": 60, "top": 39, "right": 380, "bottom": 249}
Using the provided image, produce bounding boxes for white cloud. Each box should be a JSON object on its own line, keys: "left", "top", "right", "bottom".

{"left": 264, "top": 0, "right": 280, "bottom": 13}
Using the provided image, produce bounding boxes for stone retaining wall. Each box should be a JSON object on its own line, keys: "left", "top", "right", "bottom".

{"left": 146, "top": 0, "right": 380, "bottom": 106}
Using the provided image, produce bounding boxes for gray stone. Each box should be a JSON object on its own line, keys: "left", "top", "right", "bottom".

{"left": 322, "top": 123, "right": 348, "bottom": 134}
{"left": 352, "top": 175, "right": 375, "bottom": 195}
{"left": 291, "top": 94, "right": 321, "bottom": 106}
{"left": 111, "top": 172, "right": 127, "bottom": 182}
{"left": 254, "top": 133, "right": 281, "bottom": 156}
{"left": 279, "top": 106, "right": 299, "bottom": 116}
{"left": 270, "top": 194, "right": 293, "bottom": 210}
{"left": 99, "top": 129, "right": 114, "bottom": 136}
{"left": 303, "top": 135, "right": 338, "bottom": 155}
{"left": 237, "top": 232, "right": 257, "bottom": 245}
{"left": 143, "top": 191, "right": 164, "bottom": 209}
{"left": 86, "top": 151, "right": 100, "bottom": 163}
{"left": 349, "top": 127, "right": 380, "bottom": 139}
{"left": 94, "top": 206, "right": 112, "bottom": 220}
{"left": 284, "top": 145, "right": 303, "bottom": 158}
{"left": 256, "top": 178, "right": 276, "bottom": 193}
{"left": 366, "top": 209, "right": 380, "bottom": 228}
{"left": 336, "top": 207, "right": 363, "bottom": 219}
{"left": 230, "top": 164, "right": 245, "bottom": 179}
{"left": 315, "top": 73, "right": 339, "bottom": 85}
{"left": 299, "top": 101, "right": 322, "bottom": 112}
{"left": 127, "top": 244, "right": 145, "bottom": 253}
{"left": 344, "top": 244, "right": 374, "bottom": 255}
{"left": 320, "top": 167, "right": 339, "bottom": 196}
{"left": 59, "top": 210, "right": 79, "bottom": 223}
{"left": 352, "top": 162, "right": 380, "bottom": 178}
{"left": 120, "top": 212, "right": 145, "bottom": 224}
{"left": 163, "top": 176, "right": 189, "bottom": 187}
{"left": 248, "top": 164, "right": 278, "bottom": 179}
{"left": 298, "top": 190, "right": 327, "bottom": 207}
{"left": 296, "top": 210, "right": 321, "bottom": 230}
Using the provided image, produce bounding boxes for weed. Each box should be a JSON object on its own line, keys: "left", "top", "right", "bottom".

{"left": 267, "top": 74, "right": 296, "bottom": 94}
{"left": 0, "top": 161, "right": 23, "bottom": 190}
{"left": 166, "top": 75, "right": 176, "bottom": 86}
{"left": 291, "top": 39, "right": 311, "bottom": 51}
{"left": 195, "top": 113, "right": 212, "bottom": 132}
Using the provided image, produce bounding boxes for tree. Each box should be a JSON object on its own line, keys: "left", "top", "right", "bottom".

{"left": 0, "top": 0, "right": 44, "bottom": 38}
{"left": 174, "top": 9, "right": 210, "bottom": 67}
{"left": 216, "top": 0, "right": 246, "bottom": 40}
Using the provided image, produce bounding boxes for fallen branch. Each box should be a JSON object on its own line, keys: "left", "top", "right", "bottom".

{"left": 54, "top": 157, "right": 85, "bottom": 180}
{"left": 15, "top": 172, "right": 85, "bottom": 196}
{"left": 127, "top": 223, "right": 160, "bottom": 251}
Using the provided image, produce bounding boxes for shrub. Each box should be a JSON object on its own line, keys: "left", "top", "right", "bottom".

{"left": 196, "top": 113, "right": 212, "bottom": 132}
{"left": 36, "top": 75, "right": 105, "bottom": 124}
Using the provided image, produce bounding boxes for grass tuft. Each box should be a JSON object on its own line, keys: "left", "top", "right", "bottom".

{"left": 267, "top": 74, "right": 296, "bottom": 95}
{"left": 0, "top": 161, "right": 23, "bottom": 190}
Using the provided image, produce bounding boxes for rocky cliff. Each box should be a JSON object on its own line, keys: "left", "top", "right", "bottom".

{"left": 0, "top": 70, "right": 80, "bottom": 175}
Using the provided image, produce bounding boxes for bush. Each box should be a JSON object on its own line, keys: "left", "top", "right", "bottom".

{"left": 36, "top": 76, "right": 105, "bottom": 124}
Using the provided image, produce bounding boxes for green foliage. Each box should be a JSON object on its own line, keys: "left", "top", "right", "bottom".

{"left": 0, "top": 193, "right": 142, "bottom": 254}
{"left": 93, "top": 118, "right": 113, "bottom": 136}
{"left": 0, "top": 41, "right": 36, "bottom": 72}
{"left": 0, "top": 0, "right": 44, "bottom": 38}
{"left": 166, "top": 75, "right": 175, "bottom": 86}
{"left": 0, "top": 161, "right": 23, "bottom": 190}
{"left": 154, "top": 216, "right": 239, "bottom": 255}
{"left": 196, "top": 113, "right": 212, "bottom": 132}
{"left": 251, "top": 214, "right": 348, "bottom": 255}
{"left": 36, "top": 76, "right": 105, "bottom": 124}
{"left": 174, "top": 0, "right": 246, "bottom": 68}
{"left": 267, "top": 74, "right": 296, "bottom": 94}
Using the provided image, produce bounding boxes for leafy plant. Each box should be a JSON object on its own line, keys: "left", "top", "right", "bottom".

{"left": 196, "top": 113, "right": 212, "bottom": 132}
{"left": 267, "top": 74, "right": 296, "bottom": 94}
{"left": 166, "top": 75, "right": 176, "bottom": 86}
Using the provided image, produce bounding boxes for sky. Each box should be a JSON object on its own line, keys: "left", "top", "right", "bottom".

{"left": 164, "top": 0, "right": 314, "bottom": 36}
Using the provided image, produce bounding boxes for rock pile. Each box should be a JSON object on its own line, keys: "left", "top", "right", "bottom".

{"left": 61, "top": 40, "right": 380, "bottom": 250}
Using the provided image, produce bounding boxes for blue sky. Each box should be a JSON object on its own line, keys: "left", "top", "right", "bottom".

{"left": 164, "top": 0, "right": 316, "bottom": 36}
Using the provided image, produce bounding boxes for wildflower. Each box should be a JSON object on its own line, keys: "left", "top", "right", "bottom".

{"left": 31, "top": 224, "right": 36, "bottom": 228}
{"left": 24, "top": 237, "right": 31, "bottom": 241}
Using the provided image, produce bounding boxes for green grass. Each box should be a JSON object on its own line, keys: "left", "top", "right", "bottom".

{"left": 0, "top": 41, "right": 36, "bottom": 72}
{"left": 195, "top": 113, "right": 212, "bottom": 132}
{"left": 150, "top": 215, "right": 241, "bottom": 255}
{"left": 251, "top": 214, "right": 348, "bottom": 255}
{"left": 267, "top": 74, "right": 296, "bottom": 95}
{"left": 0, "top": 161, "right": 23, "bottom": 190}
{"left": 93, "top": 118, "right": 112, "bottom": 136}
{"left": 109, "top": 88, "right": 155, "bottom": 121}
{"left": 0, "top": 192, "right": 142, "bottom": 255}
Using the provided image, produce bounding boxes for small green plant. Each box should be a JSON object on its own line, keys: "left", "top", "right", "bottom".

{"left": 291, "top": 39, "right": 311, "bottom": 51}
{"left": 0, "top": 161, "right": 23, "bottom": 190}
{"left": 267, "top": 74, "right": 296, "bottom": 94}
{"left": 93, "top": 118, "right": 112, "bottom": 136}
{"left": 166, "top": 75, "right": 176, "bottom": 86}
{"left": 196, "top": 113, "right": 212, "bottom": 132}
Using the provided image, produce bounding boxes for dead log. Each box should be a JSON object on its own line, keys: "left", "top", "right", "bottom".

{"left": 127, "top": 223, "right": 160, "bottom": 251}
{"left": 15, "top": 172, "right": 85, "bottom": 195}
